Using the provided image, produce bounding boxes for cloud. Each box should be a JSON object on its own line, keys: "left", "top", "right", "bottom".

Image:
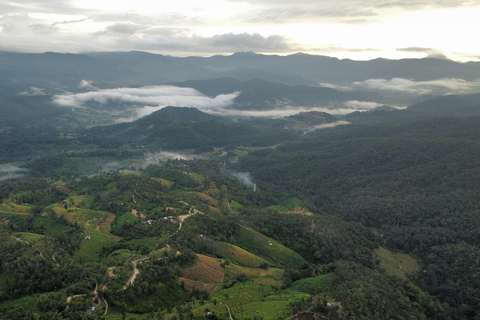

{"left": 397, "top": 47, "right": 450, "bottom": 59}
{"left": 304, "top": 120, "right": 351, "bottom": 133}
{"left": 101, "top": 23, "right": 147, "bottom": 35}
{"left": 343, "top": 100, "right": 383, "bottom": 110}
{"left": 0, "top": 165, "right": 28, "bottom": 182}
{"left": 1, "top": 0, "right": 82, "bottom": 15}
{"left": 351, "top": 78, "right": 480, "bottom": 95}
{"left": 147, "top": 151, "right": 197, "bottom": 161}
{"left": 20, "top": 87, "right": 46, "bottom": 96}
{"left": 53, "top": 85, "right": 240, "bottom": 121}
{"left": 206, "top": 33, "right": 290, "bottom": 51}
{"left": 53, "top": 84, "right": 383, "bottom": 122}
{"left": 28, "top": 23, "right": 58, "bottom": 34}
{"left": 206, "top": 106, "right": 372, "bottom": 118}
{"left": 229, "top": 0, "right": 478, "bottom": 25}
{"left": 0, "top": 0, "right": 478, "bottom": 62}
{"left": 78, "top": 80, "right": 96, "bottom": 89}
{"left": 228, "top": 0, "right": 475, "bottom": 11}
{"left": 93, "top": 28, "right": 295, "bottom": 53}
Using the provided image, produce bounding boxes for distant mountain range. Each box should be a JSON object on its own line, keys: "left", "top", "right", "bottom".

{"left": 2, "top": 50, "right": 480, "bottom": 133}
{"left": 2, "top": 50, "right": 480, "bottom": 94}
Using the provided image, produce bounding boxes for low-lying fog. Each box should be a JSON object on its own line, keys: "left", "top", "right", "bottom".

{"left": 53, "top": 84, "right": 396, "bottom": 123}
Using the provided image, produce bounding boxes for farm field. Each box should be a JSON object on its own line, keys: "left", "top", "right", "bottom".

{"left": 214, "top": 242, "right": 269, "bottom": 268}
{"left": 0, "top": 200, "right": 30, "bottom": 214}
{"left": 182, "top": 254, "right": 225, "bottom": 282}
{"left": 225, "top": 264, "right": 284, "bottom": 287}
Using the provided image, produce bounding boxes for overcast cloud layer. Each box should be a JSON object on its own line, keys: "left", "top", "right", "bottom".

{"left": 0, "top": 1, "right": 479, "bottom": 61}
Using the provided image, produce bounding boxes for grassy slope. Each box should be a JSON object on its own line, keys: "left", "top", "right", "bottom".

{"left": 289, "top": 273, "right": 335, "bottom": 299}
{"left": 235, "top": 226, "right": 307, "bottom": 270}
{"left": 214, "top": 242, "right": 269, "bottom": 268}
{"left": 375, "top": 247, "right": 420, "bottom": 279}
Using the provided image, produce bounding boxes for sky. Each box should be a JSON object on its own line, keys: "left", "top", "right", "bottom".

{"left": 1, "top": 0, "right": 479, "bottom": 61}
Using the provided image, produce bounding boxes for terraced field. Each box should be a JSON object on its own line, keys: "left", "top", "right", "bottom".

{"left": 180, "top": 254, "right": 226, "bottom": 293}
{"left": 182, "top": 254, "right": 226, "bottom": 283}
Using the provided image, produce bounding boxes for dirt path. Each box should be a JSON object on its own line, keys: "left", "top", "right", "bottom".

{"left": 220, "top": 302, "right": 234, "bottom": 320}
{"left": 66, "top": 294, "right": 87, "bottom": 303}
{"left": 91, "top": 282, "right": 109, "bottom": 315}
{"left": 103, "top": 298, "right": 109, "bottom": 315}
{"left": 52, "top": 252, "right": 60, "bottom": 266}
{"left": 151, "top": 206, "right": 202, "bottom": 253}
{"left": 176, "top": 206, "right": 203, "bottom": 232}
{"left": 123, "top": 258, "right": 148, "bottom": 289}
{"left": 12, "top": 236, "right": 45, "bottom": 259}
{"left": 107, "top": 266, "right": 117, "bottom": 278}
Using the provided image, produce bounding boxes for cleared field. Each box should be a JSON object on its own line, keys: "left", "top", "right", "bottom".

{"left": 56, "top": 206, "right": 121, "bottom": 241}
{"left": 289, "top": 273, "right": 335, "bottom": 299}
{"left": 0, "top": 201, "right": 31, "bottom": 214}
{"left": 182, "top": 254, "right": 226, "bottom": 283}
{"left": 230, "top": 201, "right": 244, "bottom": 209}
{"left": 204, "top": 188, "right": 220, "bottom": 196}
{"left": 215, "top": 242, "right": 269, "bottom": 268}
{"left": 196, "top": 193, "right": 219, "bottom": 206}
{"left": 178, "top": 278, "right": 222, "bottom": 294}
{"left": 241, "top": 300, "right": 291, "bottom": 320}
{"left": 54, "top": 205, "right": 104, "bottom": 226}
{"left": 208, "top": 206, "right": 222, "bottom": 215}
{"left": 193, "top": 302, "right": 229, "bottom": 319}
{"left": 75, "top": 227, "right": 114, "bottom": 261}
{"left": 99, "top": 211, "right": 122, "bottom": 242}
{"left": 235, "top": 226, "right": 307, "bottom": 270}
{"left": 152, "top": 177, "right": 174, "bottom": 188}
{"left": 213, "top": 282, "right": 275, "bottom": 308}
{"left": 188, "top": 172, "right": 204, "bottom": 182}
{"left": 69, "top": 195, "right": 92, "bottom": 207}
{"left": 13, "top": 232, "right": 44, "bottom": 243}
{"left": 226, "top": 264, "right": 284, "bottom": 285}
{"left": 376, "top": 247, "right": 420, "bottom": 279}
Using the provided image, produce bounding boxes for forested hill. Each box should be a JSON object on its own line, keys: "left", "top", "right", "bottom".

{"left": 322, "top": 115, "right": 480, "bottom": 140}
{"left": 408, "top": 91, "right": 480, "bottom": 114}
{"left": 83, "top": 106, "right": 300, "bottom": 149}
{"left": 238, "top": 115, "right": 480, "bottom": 318}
